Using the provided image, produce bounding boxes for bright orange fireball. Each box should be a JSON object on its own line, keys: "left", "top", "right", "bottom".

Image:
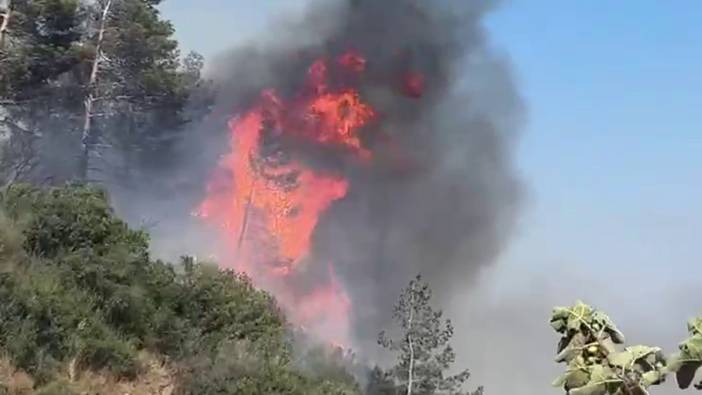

{"left": 196, "top": 51, "right": 377, "bottom": 345}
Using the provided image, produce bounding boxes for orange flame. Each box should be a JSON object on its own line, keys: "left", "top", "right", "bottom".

{"left": 197, "top": 51, "right": 377, "bottom": 345}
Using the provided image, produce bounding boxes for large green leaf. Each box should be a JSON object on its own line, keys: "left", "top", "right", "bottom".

{"left": 672, "top": 332, "right": 702, "bottom": 390}
{"left": 641, "top": 370, "right": 663, "bottom": 387}
{"left": 563, "top": 368, "right": 591, "bottom": 390}
{"left": 680, "top": 335, "right": 702, "bottom": 360}
{"left": 567, "top": 302, "right": 594, "bottom": 332}
{"left": 592, "top": 311, "right": 625, "bottom": 344}
{"left": 551, "top": 306, "right": 570, "bottom": 333}
{"left": 607, "top": 346, "right": 660, "bottom": 369}
{"left": 556, "top": 332, "right": 587, "bottom": 363}
{"left": 628, "top": 345, "right": 662, "bottom": 362}
{"left": 569, "top": 365, "right": 613, "bottom": 395}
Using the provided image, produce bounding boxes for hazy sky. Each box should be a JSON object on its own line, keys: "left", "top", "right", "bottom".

{"left": 160, "top": 1, "right": 701, "bottom": 392}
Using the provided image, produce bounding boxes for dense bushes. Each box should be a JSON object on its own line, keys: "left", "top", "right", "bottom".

{"left": 179, "top": 339, "right": 360, "bottom": 395}
{"left": 0, "top": 184, "right": 359, "bottom": 393}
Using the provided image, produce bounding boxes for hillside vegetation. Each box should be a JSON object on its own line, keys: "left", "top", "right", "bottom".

{"left": 0, "top": 184, "right": 361, "bottom": 394}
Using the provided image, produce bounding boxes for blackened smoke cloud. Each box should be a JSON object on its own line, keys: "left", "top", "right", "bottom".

{"left": 191, "top": 0, "right": 523, "bottom": 351}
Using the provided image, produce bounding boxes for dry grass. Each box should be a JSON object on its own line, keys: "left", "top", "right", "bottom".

{"left": 1, "top": 353, "right": 177, "bottom": 395}
{"left": 0, "top": 211, "right": 25, "bottom": 273}
{"left": 70, "top": 353, "right": 176, "bottom": 395}
{"left": 0, "top": 357, "right": 34, "bottom": 395}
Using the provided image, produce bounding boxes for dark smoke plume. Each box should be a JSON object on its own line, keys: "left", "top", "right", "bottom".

{"left": 167, "top": 0, "right": 523, "bottom": 353}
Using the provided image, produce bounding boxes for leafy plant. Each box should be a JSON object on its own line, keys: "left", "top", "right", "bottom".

{"left": 669, "top": 317, "right": 702, "bottom": 390}
{"left": 550, "top": 301, "right": 702, "bottom": 394}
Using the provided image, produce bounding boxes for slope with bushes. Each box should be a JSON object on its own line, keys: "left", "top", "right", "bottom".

{"left": 0, "top": 184, "right": 360, "bottom": 394}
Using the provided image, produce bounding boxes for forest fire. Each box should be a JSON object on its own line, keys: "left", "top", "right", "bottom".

{"left": 197, "top": 51, "right": 387, "bottom": 345}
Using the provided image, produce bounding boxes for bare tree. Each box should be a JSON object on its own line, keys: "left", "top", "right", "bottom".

{"left": 80, "top": 0, "right": 113, "bottom": 181}
{"left": 0, "top": 0, "right": 11, "bottom": 49}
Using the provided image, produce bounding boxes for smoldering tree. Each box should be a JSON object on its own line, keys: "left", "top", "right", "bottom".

{"left": 378, "top": 275, "right": 483, "bottom": 395}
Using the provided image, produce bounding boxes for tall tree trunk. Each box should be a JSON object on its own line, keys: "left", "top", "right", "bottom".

{"left": 0, "top": 0, "right": 11, "bottom": 49}
{"left": 79, "top": 0, "right": 112, "bottom": 181}
{"left": 406, "top": 282, "right": 416, "bottom": 395}
{"left": 236, "top": 185, "right": 255, "bottom": 256}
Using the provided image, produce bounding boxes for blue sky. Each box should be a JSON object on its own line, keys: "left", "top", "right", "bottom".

{"left": 485, "top": 1, "right": 702, "bottom": 283}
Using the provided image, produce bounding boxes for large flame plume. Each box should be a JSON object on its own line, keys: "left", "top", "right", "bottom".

{"left": 197, "top": 50, "right": 407, "bottom": 344}
{"left": 190, "top": 0, "right": 522, "bottom": 351}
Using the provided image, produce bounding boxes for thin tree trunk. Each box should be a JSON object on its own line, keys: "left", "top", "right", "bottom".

{"left": 0, "top": 0, "right": 11, "bottom": 49}
{"left": 236, "top": 186, "right": 255, "bottom": 256}
{"left": 68, "top": 357, "right": 77, "bottom": 382}
{"left": 406, "top": 282, "right": 416, "bottom": 395}
{"left": 80, "top": 0, "right": 112, "bottom": 180}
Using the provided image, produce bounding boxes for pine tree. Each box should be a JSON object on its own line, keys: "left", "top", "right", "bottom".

{"left": 378, "top": 275, "right": 483, "bottom": 395}
{"left": 0, "top": 0, "right": 84, "bottom": 184}
{"left": 0, "top": 0, "right": 211, "bottom": 185}
{"left": 78, "top": 0, "right": 211, "bottom": 183}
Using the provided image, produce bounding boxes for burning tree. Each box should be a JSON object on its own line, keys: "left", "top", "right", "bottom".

{"left": 197, "top": 50, "right": 379, "bottom": 346}
{"left": 197, "top": 0, "right": 522, "bottom": 358}
{"left": 378, "top": 275, "right": 483, "bottom": 395}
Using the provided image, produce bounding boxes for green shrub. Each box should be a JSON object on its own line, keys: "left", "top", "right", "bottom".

{"left": 0, "top": 184, "right": 149, "bottom": 259}
{"left": 78, "top": 337, "right": 140, "bottom": 379}
{"left": 177, "top": 262, "right": 287, "bottom": 356}
{"left": 0, "top": 184, "right": 360, "bottom": 391}
{"left": 178, "top": 340, "right": 361, "bottom": 395}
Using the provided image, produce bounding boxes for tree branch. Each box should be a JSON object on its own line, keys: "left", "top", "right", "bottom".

{"left": 80, "top": 0, "right": 113, "bottom": 180}
{"left": 406, "top": 281, "right": 416, "bottom": 395}
{"left": 0, "top": 0, "right": 11, "bottom": 49}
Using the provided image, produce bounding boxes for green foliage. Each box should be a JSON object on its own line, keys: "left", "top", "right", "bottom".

{"left": 288, "top": 329, "right": 365, "bottom": 388}
{"left": 1, "top": 183, "right": 149, "bottom": 257}
{"left": 0, "top": 184, "right": 343, "bottom": 391}
{"left": 0, "top": 0, "right": 213, "bottom": 184}
{"left": 378, "top": 275, "right": 482, "bottom": 395}
{"left": 0, "top": 0, "right": 84, "bottom": 99}
{"left": 668, "top": 317, "right": 702, "bottom": 390}
{"left": 551, "top": 301, "right": 702, "bottom": 394}
{"left": 178, "top": 340, "right": 361, "bottom": 395}
{"left": 175, "top": 259, "right": 287, "bottom": 357}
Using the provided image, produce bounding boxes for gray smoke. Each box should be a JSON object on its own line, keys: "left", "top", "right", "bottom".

{"left": 114, "top": 2, "right": 702, "bottom": 394}
{"left": 180, "top": 0, "right": 524, "bottom": 354}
